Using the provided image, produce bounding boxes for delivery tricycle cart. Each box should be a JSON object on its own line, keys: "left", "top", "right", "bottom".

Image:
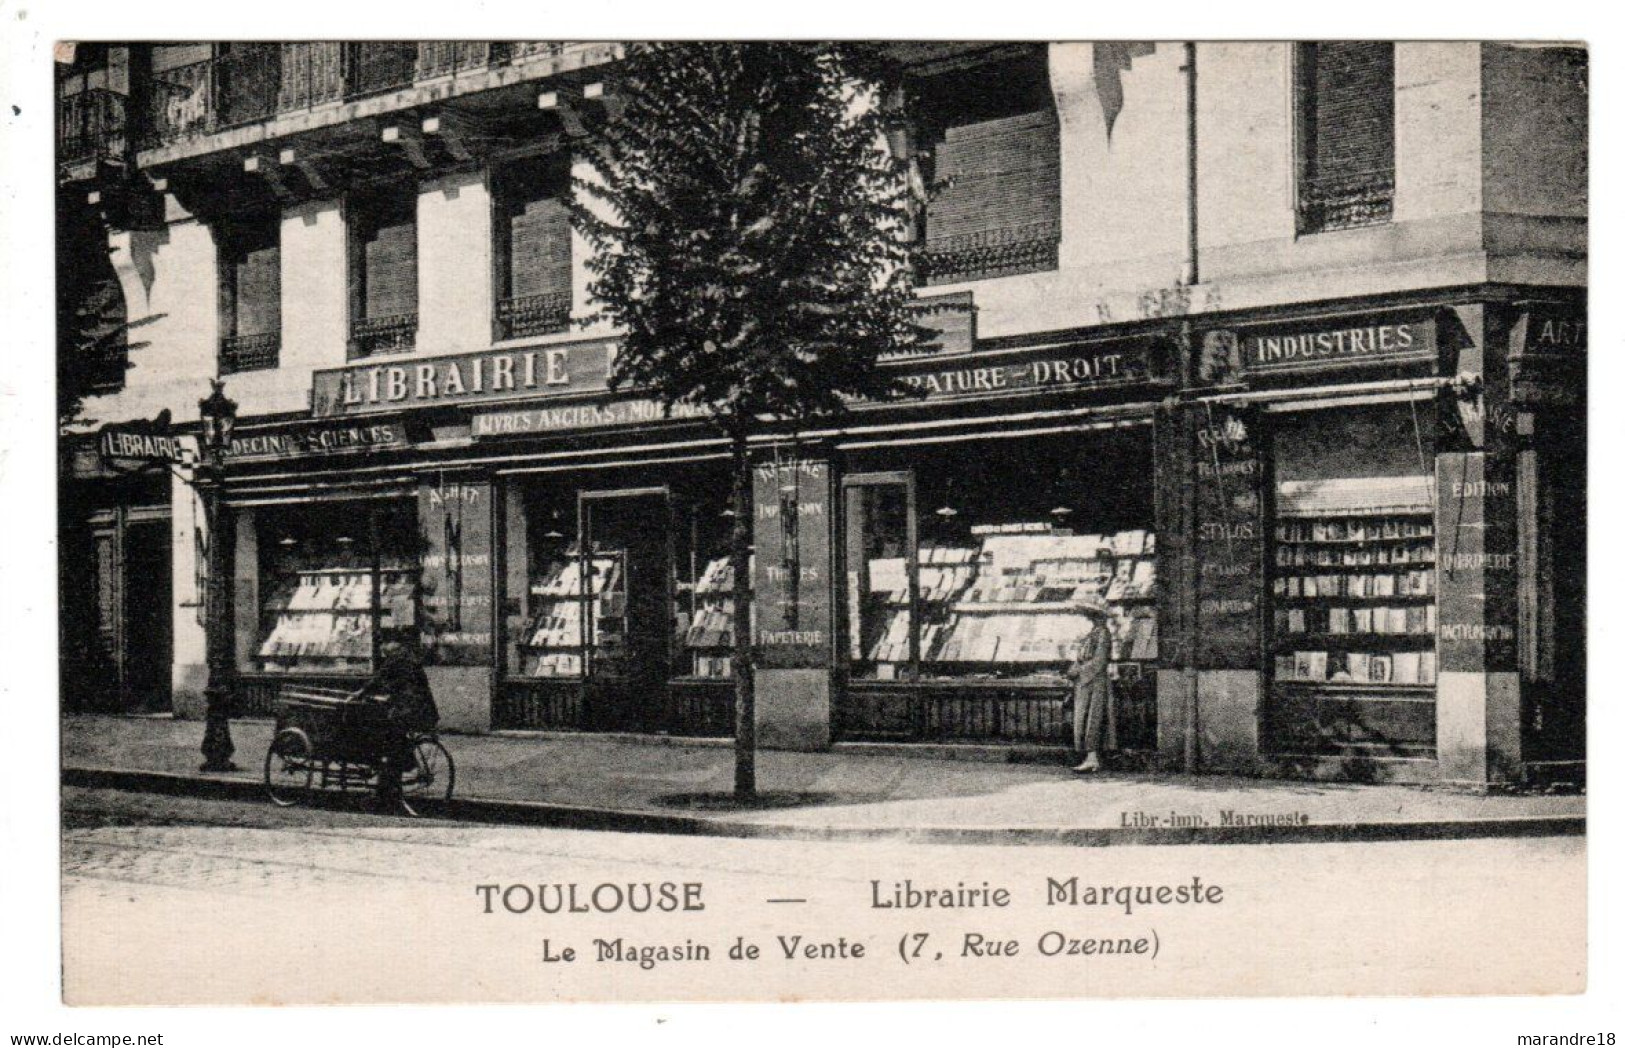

{"left": 262, "top": 684, "right": 455, "bottom": 814}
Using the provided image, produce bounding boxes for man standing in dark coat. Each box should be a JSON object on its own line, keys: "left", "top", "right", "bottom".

{"left": 365, "top": 635, "right": 439, "bottom": 809}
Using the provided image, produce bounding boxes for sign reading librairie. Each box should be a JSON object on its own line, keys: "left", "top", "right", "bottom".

{"left": 99, "top": 425, "right": 190, "bottom": 464}
{"left": 311, "top": 339, "right": 619, "bottom": 418}
{"left": 1242, "top": 317, "right": 1436, "bottom": 374}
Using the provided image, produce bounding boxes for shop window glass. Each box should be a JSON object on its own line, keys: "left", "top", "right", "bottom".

{"left": 1267, "top": 403, "right": 1438, "bottom": 756}
{"left": 254, "top": 500, "right": 419, "bottom": 675}
{"left": 843, "top": 433, "right": 1157, "bottom": 687}
{"left": 673, "top": 492, "right": 739, "bottom": 679}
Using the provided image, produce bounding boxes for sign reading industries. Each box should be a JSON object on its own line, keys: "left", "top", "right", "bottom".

{"left": 310, "top": 339, "right": 619, "bottom": 418}
{"left": 1242, "top": 317, "right": 1437, "bottom": 374}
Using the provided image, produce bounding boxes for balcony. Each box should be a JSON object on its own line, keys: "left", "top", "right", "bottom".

{"left": 916, "top": 220, "right": 1061, "bottom": 286}
{"left": 57, "top": 88, "right": 129, "bottom": 177}
{"left": 219, "top": 332, "right": 281, "bottom": 375}
{"left": 495, "top": 291, "right": 572, "bottom": 341}
{"left": 1297, "top": 168, "right": 1395, "bottom": 235}
{"left": 349, "top": 313, "right": 418, "bottom": 359}
{"left": 145, "top": 42, "right": 599, "bottom": 152}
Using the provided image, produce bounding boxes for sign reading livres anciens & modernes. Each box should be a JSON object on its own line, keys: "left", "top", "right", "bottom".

{"left": 311, "top": 339, "right": 619, "bottom": 418}
{"left": 1242, "top": 316, "right": 1437, "bottom": 374}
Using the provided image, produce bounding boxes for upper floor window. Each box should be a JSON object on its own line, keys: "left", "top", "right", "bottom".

{"left": 217, "top": 211, "right": 281, "bottom": 374}
{"left": 492, "top": 152, "right": 573, "bottom": 342}
{"left": 348, "top": 184, "right": 418, "bottom": 358}
{"left": 905, "top": 45, "right": 1061, "bottom": 286}
{"left": 1295, "top": 42, "right": 1395, "bottom": 234}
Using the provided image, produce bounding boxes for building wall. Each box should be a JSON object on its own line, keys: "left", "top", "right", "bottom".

{"left": 81, "top": 40, "right": 1589, "bottom": 433}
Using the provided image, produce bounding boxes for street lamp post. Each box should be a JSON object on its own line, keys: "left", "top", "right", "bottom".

{"left": 197, "top": 379, "right": 239, "bottom": 773}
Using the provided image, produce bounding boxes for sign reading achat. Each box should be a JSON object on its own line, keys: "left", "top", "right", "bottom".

{"left": 311, "top": 339, "right": 618, "bottom": 418}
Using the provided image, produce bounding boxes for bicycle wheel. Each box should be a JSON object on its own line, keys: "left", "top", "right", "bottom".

{"left": 264, "top": 728, "right": 315, "bottom": 807}
{"left": 399, "top": 737, "right": 455, "bottom": 816}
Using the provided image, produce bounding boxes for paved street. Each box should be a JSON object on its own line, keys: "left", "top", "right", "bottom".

{"left": 61, "top": 786, "right": 1585, "bottom": 1005}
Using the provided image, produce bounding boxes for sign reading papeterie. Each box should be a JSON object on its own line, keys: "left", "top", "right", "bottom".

{"left": 311, "top": 338, "right": 619, "bottom": 418}
{"left": 752, "top": 459, "right": 833, "bottom": 669}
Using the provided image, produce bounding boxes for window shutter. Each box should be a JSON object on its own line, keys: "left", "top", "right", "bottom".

{"left": 1298, "top": 42, "right": 1395, "bottom": 232}
{"left": 509, "top": 196, "right": 571, "bottom": 300}
{"left": 232, "top": 227, "right": 280, "bottom": 336}
{"left": 360, "top": 198, "right": 418, "bottom": 320}
{"left": 928, "top": 108, "right": 1060, "bottom": 246}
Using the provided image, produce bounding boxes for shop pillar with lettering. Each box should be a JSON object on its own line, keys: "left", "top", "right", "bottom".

{"left": 1433, "top": 303, "right": 1523, "bottom": 787}
{"left": 1190, "top": 403, "right": 1268, "bottom": 772}
{"left": 419, "top": 475, "right": 497, "bottom": 732}
{"left": 751, "top": 453, "right": 836, "bottom": 750}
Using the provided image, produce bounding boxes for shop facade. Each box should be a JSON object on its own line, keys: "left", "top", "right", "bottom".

{"left": 72, "top": 287, "right": 1580, "bottom": 789}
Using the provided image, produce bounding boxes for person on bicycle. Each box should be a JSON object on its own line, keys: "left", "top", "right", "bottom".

{"left": 365, "top": 634, "right": 439, "bottom": 810}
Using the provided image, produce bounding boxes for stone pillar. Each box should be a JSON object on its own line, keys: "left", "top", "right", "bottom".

{"left": 170, "top": 467, "right": 208, "bottom": 719}
{"left": 1434, "top": 303, "right": 1522, "bottom": 787}
{"left": 418, "top": 477, "right": 495, "bottom": 733}
{"left": 751, "top": 454, "right": 834, "bottom": 750}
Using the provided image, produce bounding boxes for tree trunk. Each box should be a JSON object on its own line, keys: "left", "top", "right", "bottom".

{"left": 729, "top": 429, "right": 756, "bottom": 796}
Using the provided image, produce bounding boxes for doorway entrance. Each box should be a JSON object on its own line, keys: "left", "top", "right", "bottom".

{"left": 579, "top": 488, "right": 672, "bottom": 732}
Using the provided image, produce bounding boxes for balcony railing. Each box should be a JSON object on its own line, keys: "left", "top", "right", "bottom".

{"left": 496, "top": 291, "right": 572, "bottom": 341}
{"left": 219, "top": 332, "right": 281, "bottom": 374}
{"left": 146, "top": 43, "right": 596, "bottom": 149}
{"left": 57, "top": 88, "right": 129, "bottom": 170}
{"left": 349, "top": 312, "right": 418, "bottom": 359}
{"left": 1297, "top": 167, "right": 1395, "bottom": 234}
{"left": 916, "top": 219, "right": 1061, "bottom": 286}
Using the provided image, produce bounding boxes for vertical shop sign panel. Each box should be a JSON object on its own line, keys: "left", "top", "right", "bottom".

{"left": 419, "top": 479, "right": 494, "bottom": 666}
{"left": 1194, "top": 406, "right": 1265, "bottom": 668}
{"left": 1436, "top": 453, "right": 1518, "bottom": 673}
{"left": 752, "top": 459, "right": 833, "bottom": 669}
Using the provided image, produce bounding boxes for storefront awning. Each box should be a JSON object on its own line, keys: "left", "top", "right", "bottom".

{"left": 1277, "top": 475, "right": 1434, "bottom": 517}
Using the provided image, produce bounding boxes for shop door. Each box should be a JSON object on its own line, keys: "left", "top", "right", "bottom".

{"left": 121, "top": 519, "right": 173, "bottom": 713}
{"left": 841, "top": 472, "right": 917, "bottom": 683}
{"left": 579, "top": 489, "right": 673, "bottom": 732}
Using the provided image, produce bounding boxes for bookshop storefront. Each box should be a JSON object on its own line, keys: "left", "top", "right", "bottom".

{"left": 1175, "top": 297, "right": 1569, "bottom": 786}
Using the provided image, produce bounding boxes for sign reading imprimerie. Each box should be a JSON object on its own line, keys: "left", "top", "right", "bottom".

{"left": 311, "top": 338, "right": 619, "bottom": 418}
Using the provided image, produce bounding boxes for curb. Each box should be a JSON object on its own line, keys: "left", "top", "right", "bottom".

{"left": 63, "top": 765, "right": 1586, "bottom": 848}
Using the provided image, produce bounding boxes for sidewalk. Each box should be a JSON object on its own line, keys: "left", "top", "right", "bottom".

{"left": 61, "top": 714, "right": 1585, "bottom": 845}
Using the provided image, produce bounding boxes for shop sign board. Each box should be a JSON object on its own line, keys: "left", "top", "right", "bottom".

{"left": 226, "top": 420, "right": 410, "bottom": 462}
{"left": 1509, "top": 306, "right": 1585, "bottom": 408}
{"left": 1434, "top": 452, "right": 1518, "bottom": 673}
{"left": 887, "top": 336, "right": 1165, "bottom": 402}
{"left": 418, "top": 479, "right": 495, "bottom": 666}
{"left": 752, "top": 458, "right": 834, "bottom": 669}
{"left": 472, "top": 398, "right": 708, "bottom": 438}
{"left": 1192, "top": 406, "right": 1265, "bottom": 669}
{"left": 1240, "top": 316, "right": 1437, "bottom": 375}
{"left": 311, "top": 338, "right": 619, "bottom": 418}
{"left": 98, "top": 423, "right": 191, "bottom": 465}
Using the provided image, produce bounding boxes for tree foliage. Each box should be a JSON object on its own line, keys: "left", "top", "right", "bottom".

{"left": 571, "top": 42, "right": 927, "bottom": 435}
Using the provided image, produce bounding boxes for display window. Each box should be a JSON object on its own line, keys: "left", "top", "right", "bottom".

{"left": 842, "top": 430, "right": 1157, "bottom": 689}
{"left": 253, "top": 499, "right": 420, "bottom": 675}
{"left": 1266, "top": 402, "right": 1438, "bottom": 756}
{"left": 506, "top": 462, "right": 736, "bottom": 684}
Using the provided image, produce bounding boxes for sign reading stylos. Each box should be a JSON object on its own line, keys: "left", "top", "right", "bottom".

{"left": 311, "top": 339, "right": 619, "bottom": 418}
